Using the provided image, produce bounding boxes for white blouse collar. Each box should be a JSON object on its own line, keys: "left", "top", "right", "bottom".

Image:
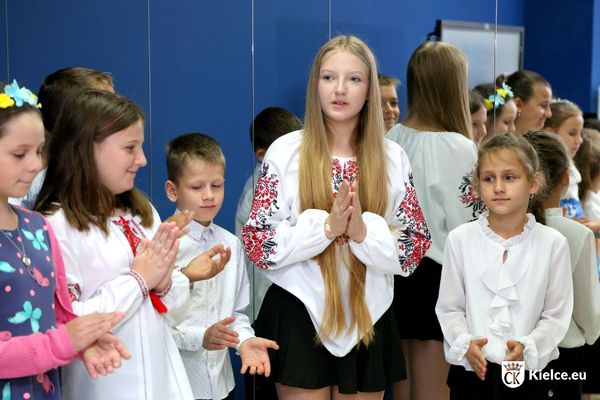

{"left": 544, "top": 207, "right": 564, "bottom": 218}
{"left": 477, "top": 211, "right": 536, "bottom": 248}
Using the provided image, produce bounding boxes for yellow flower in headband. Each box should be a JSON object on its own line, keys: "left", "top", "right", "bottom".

{"left": 484, "top": 98, "right": 494, "bottom": 111}
{"left": 0, "top": 93, "right": 15, "bottom": 109}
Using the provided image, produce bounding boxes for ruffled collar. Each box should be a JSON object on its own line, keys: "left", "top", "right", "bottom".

{"left": 477, "top": 212, "right": 536, "bottom": 350}
{"left": 477, "top": 211, "right": 536, "bottom": 248}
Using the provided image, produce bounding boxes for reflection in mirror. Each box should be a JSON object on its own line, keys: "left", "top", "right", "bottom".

{"left": 247, "top": 0, "right": 330, "bottom": 324}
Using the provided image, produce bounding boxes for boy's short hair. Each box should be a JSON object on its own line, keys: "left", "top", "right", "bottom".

{"left": 250, "top": 106, "right": 302, "bottom": 152}
{"left": 166, "top": 133, "right": 225, "bottom": 183}
{"left": 38, "top": 67, "right": 114, "bottom": 133}
{"left": 377, "top": 73, "right": 400, "bottom": 88}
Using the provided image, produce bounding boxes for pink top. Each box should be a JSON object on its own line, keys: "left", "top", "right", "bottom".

{"left": 0, "top": 208, "right": 77, "bottom": 379}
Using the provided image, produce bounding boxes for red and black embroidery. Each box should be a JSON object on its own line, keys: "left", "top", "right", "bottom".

{"left": 459, "top": 170, "right": 487, "bottom": 219}
{"left": 332, "top": 159, "right": 359, "bottom": 193}
{"left": 396, "top": 173, "right": 431, "bottom": 275}
{"left": 242, "top": 162, "right": 280, "bottom": 269}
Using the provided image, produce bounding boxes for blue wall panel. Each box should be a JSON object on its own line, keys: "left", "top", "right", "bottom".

{"left": 149, "top": 0, "right": 252, "bottom": 229}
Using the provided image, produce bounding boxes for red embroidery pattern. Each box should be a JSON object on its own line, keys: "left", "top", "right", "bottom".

{"left": 242, "top": 162, "right": 280, "bottom": 269}
{"left": 396, "top": 173, "right": 432, "bottom": 274}
{"left": 112, "top": 217, "right": 168, "bottom": 313}
{"left": 332, "top": 159, "right": 359, "bottom": 193}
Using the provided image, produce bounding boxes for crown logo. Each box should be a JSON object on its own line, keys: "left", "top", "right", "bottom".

{"left": 504, "top": 362, "right": 522, "bottom": 372}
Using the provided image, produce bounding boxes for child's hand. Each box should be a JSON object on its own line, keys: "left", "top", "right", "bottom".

{"left": 164, "top": 210, "right": 194, "bottom": 237}
{"left": 239, "top": 337, "right": 279, "bottom": 377}
{"left": 132, "top": 222, "right": 179, "bottom": 290}
{"left": 345, "top": 180, "right": 366, "bottom": 243}
{"left": 65, "top": 312, "right": 124, "bottom": 352}
{"left": 181, "top": 244, "right": 231, "bottom": 282}
{"left": 203, "top": 317, "right": 239, "bottom": 350}
{"left": 326, "top": 179, "right": 353, "bottom": 240}
{"left": 505, "top": 339, "right": 524, "bottom": 362}
{"left": 466, "top": 337, "right": 488, "bottom": 381}
{"left": 583, "top": 219, "right": 600, "bottom": 233}
{"left": 82, "top": 333, "right": 131, "bottom": 379}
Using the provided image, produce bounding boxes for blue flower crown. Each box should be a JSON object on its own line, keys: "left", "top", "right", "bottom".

{"left": 484, "top": 82, "right": 514, "bottom": 111}
{"left": 0, "top": 80, "right": 41, "bottom": 109}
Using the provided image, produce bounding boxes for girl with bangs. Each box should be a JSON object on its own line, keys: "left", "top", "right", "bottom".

{"left": 242, "top": 35, "right": 431, "bottom": 399}
{"left": 35, "top": 90, "right": 199, "bottom": 400}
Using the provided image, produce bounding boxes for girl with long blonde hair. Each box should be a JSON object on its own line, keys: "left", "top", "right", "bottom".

{"left": 242, "top": 35, "right": 431, "bottom": 399}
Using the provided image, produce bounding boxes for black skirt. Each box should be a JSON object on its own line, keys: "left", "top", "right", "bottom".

{"left": 447, "top": 363, "right": 556, "bottom": 400}
{"left": 582, "top": 338, "right": 600, "bottom": 393}
{"left": 253, "top": 284, "right": 406, "bottom": 394}
{"left": 393, "top": 256, "right": 444, "bottom": 341}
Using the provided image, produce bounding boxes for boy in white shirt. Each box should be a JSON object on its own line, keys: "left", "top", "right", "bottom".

{"left": 165, "top": 133, "right": 279, "bottom": 400}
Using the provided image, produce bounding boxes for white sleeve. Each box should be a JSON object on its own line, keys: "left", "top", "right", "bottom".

{"left": 571, "top": 229, "right": 600, "bottom": 345}
{"left": 515, "top": 237, "right": 574, "bottom": 370}
{"left": 349, "top": 168, "right": 431, "bottom": 276}
{"left": 242, "top": 159, "right": 333, "bottom": 270}
{"left": 47, "top": 211, "right": 145, "bottom": 324}
{"left": 229, "top": 239, "right": 255, "bottom": 350}
{"left": 435, "top": 233, "right": 473, "bottom": 368}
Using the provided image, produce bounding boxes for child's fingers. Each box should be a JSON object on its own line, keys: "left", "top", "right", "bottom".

{"left": 264, "top": 360, "right": 272, "bottom": 378}
{"left": 240, "top": 363, "right": 248, "bottom": 375}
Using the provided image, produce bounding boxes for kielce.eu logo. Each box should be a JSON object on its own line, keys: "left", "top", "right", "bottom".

{"left": 501, "top": 361, "right": 525, "bottom": 388}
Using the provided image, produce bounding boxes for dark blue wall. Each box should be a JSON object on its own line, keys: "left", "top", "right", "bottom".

{"left": 1, "top": 0, "right": 7, "bottom": 82}
{"left": 524, "top": 0, "right": 598, "bottom": 112}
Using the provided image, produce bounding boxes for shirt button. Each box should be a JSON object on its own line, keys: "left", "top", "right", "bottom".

{"left": 211, "top": 306, "right": 216, "bottom": 312}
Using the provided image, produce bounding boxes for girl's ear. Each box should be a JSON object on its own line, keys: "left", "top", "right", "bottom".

{"left": 530, "top": 172, "right": 543, "bottom": 195}
{"left": 165, "top": 180, "right": 178, "bottom": 202}
{"left": 514, "top": 97, "right": 523, "bottom": 113}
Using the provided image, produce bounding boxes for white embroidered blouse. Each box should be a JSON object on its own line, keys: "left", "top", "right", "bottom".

{"left": 242, "top": 130, "right": 431, "bottom": 357}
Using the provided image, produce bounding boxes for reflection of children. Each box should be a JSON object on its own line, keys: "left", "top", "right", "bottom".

{"left": 468, "top": 90, "right": 487, "bottom": 145}
{"left": 436, "top": 134, "right": 573, "bottom": 399}
{"left": 473, "top": 79, "right": 517, "bottom": 139}
{"left": 0, "top": 81, "right": 129, "bottom": 399}
{"left": 506, "top": 70, "right": 552, "bottom": 135}
{"left": 235, "top": 107, "right": 302, "bottom": 321}
{"left": 387, "top": 41, "right": 478, "bottom": 400}
{"left": 525, "top": 130, "right": 600, "bottom": 400}
{"left": 35, "top": 89, "right": 195, "bottom": 400}
{"left": 378, "top": 73, "right": 401, "bottom": 131}
{"left": 166, "top": 133, "right": 278, "bottom": 400}
{"left": 243, "top": 35, "right": 430, "bottom": 399}
{"left": 544, "top": 99, "right": 585, "bottom": 219}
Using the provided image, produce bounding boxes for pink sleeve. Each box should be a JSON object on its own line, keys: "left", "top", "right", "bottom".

{"left": 45, "top": 217, "right": 77, "bottom": 325}
{"left": 0, "top": 323, "right": 77, "bottom": 379}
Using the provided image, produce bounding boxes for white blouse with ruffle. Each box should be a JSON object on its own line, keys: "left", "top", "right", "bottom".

{"left": 436, "top": 213, "right": 573, "bottom": 371}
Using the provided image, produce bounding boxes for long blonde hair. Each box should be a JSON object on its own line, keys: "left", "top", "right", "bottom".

{"left": 406, "top": 41, "right": 472, "bottom": 139}
{"left": 299, "top": 35, "right": 388, "bottom": 346}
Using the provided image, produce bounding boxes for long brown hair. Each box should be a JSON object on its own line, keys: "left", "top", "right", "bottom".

{"left": 299, "top": 35, "right": 387, "bottom": 346}
{"left": 406, "top": 41, "right": 472, "bottom": 139}
{"left": 574, "top": 129, "right": 600, "bottom": 204}
{"left": 35, "top": 89, "right": 153, "bottom": 233}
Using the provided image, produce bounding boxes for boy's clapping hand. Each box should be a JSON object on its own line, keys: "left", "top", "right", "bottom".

{"left": 181, "top": 244, "right": 231, "bottom": 282}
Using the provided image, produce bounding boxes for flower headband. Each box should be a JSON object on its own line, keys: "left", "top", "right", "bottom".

{"left": 0, "top": 80, "right": 41, "bottom": 109}
{"left": 484, "top": 82, "right": 514, "bottom": 111}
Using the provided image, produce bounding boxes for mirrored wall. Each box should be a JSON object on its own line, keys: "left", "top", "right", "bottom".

{"left": 9, "top": 1, "right": 598, "bottom": 398}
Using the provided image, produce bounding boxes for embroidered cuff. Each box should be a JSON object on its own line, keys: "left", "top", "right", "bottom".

{"left": 128, "top": 270, "right": 149, "bottom": 299}
{"left": 154, "top": 278, "right": 173, "bottom": 298}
